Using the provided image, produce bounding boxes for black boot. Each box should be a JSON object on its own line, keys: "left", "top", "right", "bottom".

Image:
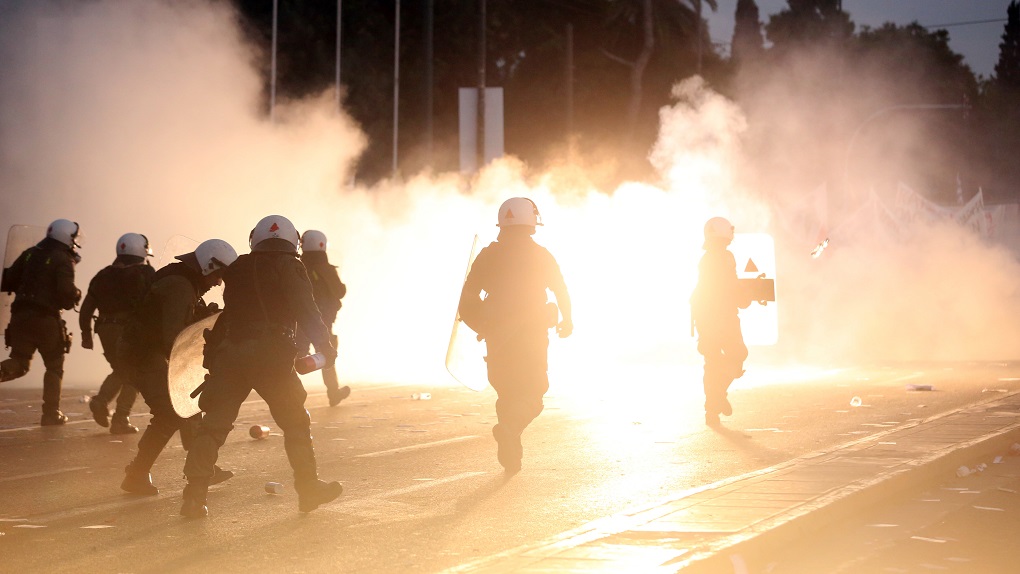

{"left": 40, "top": 411, "right": 69, "bottom": 426}
{"left": 327, "top": 385, "right": 350, "bottom": 407}
{"left": 0, "top": 358, "right": 27, "bottom": 382}
{"left": 110, "top": 414, "right": 139, "bottom": 434}
{"left": 41, "top": 371, "right": 64, "bottom": 423}
{"left": 121, "top": 464, "right": 158, "bottom": 495}
{"left": 296, "top": 479, "right": 343, "bottom": 513}
{"left": 89, "top": 397, "right": 110, "bottom": 427}
{"left": 209, "top": 465, "right": 234, "bottom": 486}
{"left": 180, "top": 482, "right": 209, "bottom": 518}
{"left": 492, "top": 424, "right": 522, "bottom": 474}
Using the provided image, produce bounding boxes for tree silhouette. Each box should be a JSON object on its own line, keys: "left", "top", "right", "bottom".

{"left": 731, "top": 0, "right": 764, "bottom": 65}
{"left": 995, "top": 0, "right": 1020, "bottom": 90}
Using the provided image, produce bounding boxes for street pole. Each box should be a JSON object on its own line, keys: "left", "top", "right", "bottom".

{"left": 270, "top": 0, "right": 278, "bottom": 121}
{"left": 425, "top": 0, "right": 434, "bottom": 167}
{"left": 336, "top": 0, "right": 342, "bottom": 113}
{"left": 696, "top": 0, "right": 703, "bottom": 76}
{"left": 477, "top": 0, "right": 486, "bottom": 171}
{"left": 393, "top": 0, "right": 401, "bottom": 178}
{"left": 566, "top": 23, "right": 574, "bottom": 141}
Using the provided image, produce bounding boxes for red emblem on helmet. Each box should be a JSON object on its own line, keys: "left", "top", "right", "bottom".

{"left": 120, "top": 243, "right": 126, "bottom": 251}
{"left": 269, "top": 222, "right": 280, "bottom": 233}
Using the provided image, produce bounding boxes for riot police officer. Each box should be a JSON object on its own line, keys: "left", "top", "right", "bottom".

{"left": 298, "top": 229, "right": 349, "bottom": 406}
{"left": 0, "top": 219, "right": 82, "bottom": 425}
{"left": 690, "top": 217, "right": 749, "bottom": 427}
{"left": 182, "top": 215, "right": 340, "bottom": 518}
{"left": 458, "top": 198, "right": 573, "bottom": 474}
{"left": 80, "top": 233, "right": 155, "bottom": 434}
{"left": 118, "top": 239, "right": 237, "bottom": 495}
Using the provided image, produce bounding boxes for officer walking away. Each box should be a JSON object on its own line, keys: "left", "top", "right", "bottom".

{"left": 181, "top": 215, "right": 340, "bottom": 518}
{"left": 80, "top": 233, "right": 156, "bottom": 434}
{"left": 458, "top": 198, "right": 572, "bottom": 474}
{"left": 690, "top": 217, "right": 749, "bottom": 427}
{"left": 298, "top": 229, "right": 349, "bottom": 406}
{"left": 118, "top": 239, "right": 237, "bottom": 495}
{"left": 0, "top": 219, "right": 82, "bottom": 425}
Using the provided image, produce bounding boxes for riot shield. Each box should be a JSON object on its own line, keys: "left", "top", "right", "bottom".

{"left": 445, "top": 235, "right": 489, "bottom": 391}
{"left": 168, "top": 312, "right": 218, "bottom": 418}
{"left": 156, "top": 234, "right": 199, "bottom": 269}
{"left": 0, "top": 225, "right": 46, "bottom": 336}
{"left": 157, "top": 234, "right": 223, "bottom": 308}
{"left": 730, "top": 233, "right": 779, "bottom": 346}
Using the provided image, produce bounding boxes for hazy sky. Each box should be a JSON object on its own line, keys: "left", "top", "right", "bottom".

{"left": 707, "top": 0, "right": 1013, "bottom": 78}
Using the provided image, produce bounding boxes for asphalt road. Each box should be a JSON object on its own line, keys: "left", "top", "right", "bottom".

{"left": 759, "top": 427, "right": 1020, "bottom": 574}
{"left": 1, "top": 362, "right": 1018, "bottom": 573}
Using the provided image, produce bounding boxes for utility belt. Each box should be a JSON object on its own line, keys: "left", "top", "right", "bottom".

{"left": 224, "top": 321, "right": 295, "bottom": 343}
{"left": 205, "top": 320, "right": 298, "bottom": 375}
{"left": 96, "top": 313, "right": 131, "bottom": 325}
{"left": 11, "top": 298, "right": 60, "bottom": 319}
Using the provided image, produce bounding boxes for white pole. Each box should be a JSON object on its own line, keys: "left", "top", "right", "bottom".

{"left": 270, "top": 0, "right": 278, "bottom": 121}
{"left": 392, "top": 0, "right": 400, "bottom": 177}
{"left": 336, "top": 0, "right": 342, "bottom": 113}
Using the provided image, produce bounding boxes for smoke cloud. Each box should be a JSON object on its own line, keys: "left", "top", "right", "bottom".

{"left": 1, "top": 0, "right": 1017, "bottom": 396}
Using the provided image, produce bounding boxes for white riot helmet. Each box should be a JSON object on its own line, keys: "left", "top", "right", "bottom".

{"left": 193, "top": 239, "right": 237, "bottom": 276}
{"left": 250, "top": 215, "right": 300, "bottom": 253}
{"left": 116, "top": 233, "right": 153, "bottom": 258}
{"left": 47, "top": 219, "right": 81, "bottom": 249}
{"left": 497, "top": 197, "right": 543, "bottom": 227}
{"left": 704, "top": 217, "right": 735, "bottom": 243}
{"left": 300, "top": 230, "right": 328, "bottom": 252}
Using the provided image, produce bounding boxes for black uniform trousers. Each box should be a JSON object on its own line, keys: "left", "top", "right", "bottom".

{"left": 124, "top": 351, "right": 193, "bottom": 473}
{"left": 3, "top": 310, "right": 67, "bottom": 415}
{"left": 185, "top": 361, "right": 317, "bottom": 487}
{"left": 696, "top": 314, "right": 748, "bottom": 415}
{"left": 95, "top": 321, "right": 138, "bottom": 417}
{"left": 485, "top": 328, "right": 550, "bottom": 437}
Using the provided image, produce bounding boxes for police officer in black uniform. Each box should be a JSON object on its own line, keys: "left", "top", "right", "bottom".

{"left": 0, "top": 219, "right": 82, "bottom": 425}
{"left": 80, "top": 233, "right": 155, "bottom": 434}
{"left": 298, "top": 229, "right": 349, "bottom": 406}
{"left": 118, "top": 239, "right": 237, "bottom": 495}
{"left": 690, "top": 217, "right": 749, "bottom": 427}
{"left": 458, "top": 198, "right": 573, "bottom": 474}
{"left": 182, "top": 215, "right": 340, "bottom": 518}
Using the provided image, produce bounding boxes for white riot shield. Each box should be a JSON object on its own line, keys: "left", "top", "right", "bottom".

{"left": 445, "top": 235, "right": 489, "bottom": 391}
{"left": 168, "top": 313, "right": 218, "bottom": 418}
{"left": 1, "top": 225, "right": 47, "bottom": 336}
{"left": 730, "top": 233, "right": 779, "bottom": 346}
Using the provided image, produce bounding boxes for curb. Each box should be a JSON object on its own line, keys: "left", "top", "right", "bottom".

{"left": 674, "top": 402, "right": 1020, "bottom": 572}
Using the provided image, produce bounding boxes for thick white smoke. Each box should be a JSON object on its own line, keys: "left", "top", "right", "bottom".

{"left": 1, "top": 0, "right": 1017, "bottom": 398}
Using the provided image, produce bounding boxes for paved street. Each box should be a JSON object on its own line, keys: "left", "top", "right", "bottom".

{"left": 1, "top": 362, "right": 1018, "bottom": 573}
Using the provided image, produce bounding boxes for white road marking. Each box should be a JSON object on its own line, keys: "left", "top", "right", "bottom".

{"left": 0, "top": 466, "right": 89, "bottom": 483}
{"left": 363, "top": 472, "right": 485, "bottom": 500}
{"left": 354, "top": 435, "right": 480, "bottom": 458}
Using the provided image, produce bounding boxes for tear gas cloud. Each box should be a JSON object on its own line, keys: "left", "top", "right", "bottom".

{"left": 1, "top": 1, "right": 1018, "bottom": 394}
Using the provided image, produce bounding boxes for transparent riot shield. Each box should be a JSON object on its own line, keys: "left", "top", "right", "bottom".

{"left": 729, "top": 233, "right": 779, "bottom": 346}
{"left": 445, "top": 235, "right": 490, "bottom": 391}
{"left": 157, "top": 234, "right": 223, "bottom": 308}
{"left": 168, "top": 313, "right": 218, "bottom": 418}
{"left": 156, "top": 234, "right": 198, "bottom": 270}
{"left": 0, "top": 225, "right": 47, "bottom": 336}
